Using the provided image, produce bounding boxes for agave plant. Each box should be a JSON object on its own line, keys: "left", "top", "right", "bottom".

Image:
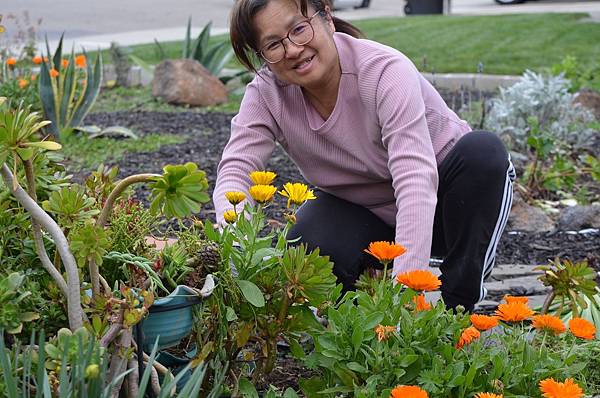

{"left": 39, "top": 35, "right": 102, "bottom": 139}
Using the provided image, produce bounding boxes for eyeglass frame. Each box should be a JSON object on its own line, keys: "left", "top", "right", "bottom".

{"left": 257, "top": 11, "right": 323, "bottom": 64}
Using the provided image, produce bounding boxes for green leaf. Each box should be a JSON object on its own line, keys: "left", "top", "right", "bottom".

{"left": 24, "top": 140, "right": 62, "bottom": 151}
{"left": 346, "top": 362, "right": 368, "bottom": 373}
{"left": 225, "top": 306, "right": 238, "bottom": 321}
{"left": 238, "top": 378, "right": 259, "bottom": 398}
{"left": 236, "top": 280, "right": 265, "bottom": 307}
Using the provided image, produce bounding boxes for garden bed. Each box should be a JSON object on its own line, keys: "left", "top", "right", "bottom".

{"left": 71, "top": 97, "right": 600, "bottom": 277}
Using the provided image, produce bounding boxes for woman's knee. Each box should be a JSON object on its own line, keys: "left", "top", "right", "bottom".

{"left": 459, "top": 131, "right": 509, "bottom": 177}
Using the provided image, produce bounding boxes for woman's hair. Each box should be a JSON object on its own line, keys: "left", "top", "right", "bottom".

{"left": 230, "top": 0, "right": 364, "bottom": 72}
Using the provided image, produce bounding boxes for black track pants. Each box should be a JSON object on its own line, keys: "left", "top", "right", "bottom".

{"left": 288, "top": 131, "right": 515, "bottom": 310}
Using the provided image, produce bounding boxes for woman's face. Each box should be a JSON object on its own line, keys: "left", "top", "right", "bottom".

{"left": 253, "top": 0, "right": 338, "bottom": 90}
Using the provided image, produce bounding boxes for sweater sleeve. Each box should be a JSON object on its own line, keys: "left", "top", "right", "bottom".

{"left": 213, "top": 80, "right": 278, "bottom": 223}
{"left": 374, "top": 57, "right": 439, "bottom": 276}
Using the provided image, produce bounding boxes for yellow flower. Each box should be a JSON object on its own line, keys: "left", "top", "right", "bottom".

{"left": 249, "top": 170, "right": 276, "bottom": 185}
{"left": 539, "top": 378, "right": 584, "bottom": 398}
{"left": 249, "top": 184, "right": 277, "bottom": 204}
{"left": 374, "top": 324, "right": 396, "bottom": 342}
{"left": 223, "top": 210, "right": 237, "bottom": 224}
{"left": 456, "top": 326, "right": 480, "bottom": 349}
{"left": 225, "top": 191, "right": 246, "bottom": 206}
{"left": 569, "top": 317, "right": 596, "bottom": 340}
{"left": 364, "top": 241, "right": 406, "bottom": 263}
{"left": 532, "top": 315, "right": 566, "bottom": 335}
{"left": 495, "top": 301, "right": 534, "bottom": 323}
{"left": 390, "top": 385, "right": 428, "bottom": 398}
{"left": 475, "top": 393, "right": 503, "bottom": 398}
{"left": 413, "top": 294, "right": 431, "bottom": 311}
{"left": 470, "top": 314, "right": 499, "bottom": 331}
{"left": 278, "top": 182, "right": 316, "bottom": 208}
{"left": 396, "top": 270, "right": 441, "bottom": 292}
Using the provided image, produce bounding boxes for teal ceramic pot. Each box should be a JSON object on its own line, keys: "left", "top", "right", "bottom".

{"left": 141, "top": 285, "right": 201, "bottom": 352}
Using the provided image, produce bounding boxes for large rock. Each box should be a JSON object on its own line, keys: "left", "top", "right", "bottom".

{"left": 557, "top": 204, "right": 600, "bottom": 231}
{"left": 573, "top": 89, "right": 600, "bottom": 120}
{"left": 507, "top": 193, "right": 554, "bottom": 232}
{"left": 152, "top": 59, "right": 228, "bottom": 107}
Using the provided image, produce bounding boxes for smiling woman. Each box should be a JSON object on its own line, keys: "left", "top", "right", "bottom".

{"left": 214, "top": 0, "right": 515, "bottom": 311}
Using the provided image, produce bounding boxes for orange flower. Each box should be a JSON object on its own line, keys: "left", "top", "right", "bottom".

{"left": 532, "top": 315, "right": 566, "bottom": 335}
{"left": 503, "top": 295, "right": 529, "bottom": 305}
{"left": 470, "top": 314, "right": 499, "bottom": 331}
{"left": 61, "top": 59, "right": 69, "bottom": 68}
{"left": 569, "top": 317, "right": 596, "bottom": 340}
{"left": 32, "top": 55, "right": 43, "bottom": 64}
{"left": 390, "top": 385, "right": 428, "bottom": 398}
{"left": 495, "top": 301, "right": 534, "bottom": 323}
{"left": 49, "top": 68, "right": 59, "bottom": 78}
{"left": 374, "top": 324, "right": 396, "bottom": 342}
{"left": 364, "top": 241, "right": 406, "bottom": 263}
{"left": 539, "top": 378, "right": 584, "bottom": 398}
{"left": 396, "top": 270, "right": 441, "bottom": 292}
{"left": 456, "top": 326, "right": 480, "bottom": 349}
{"left": 413, "top": 294, "right": 431, "bottom": 311}
{"left": 43, "top": 56, "right": 49, "bottom": 62}
{"left": 6, "top": 57, "right": 17, "bottom": 66}
{"left": 18, "top": 79, "right": 29, "bottom": 89}
{"left": 75, "top": 54, "right": 86, "bottom": 68}
{"left": 475, "top": 394, "right": 503, "bottom": 398}
{"left": 31, "top": 74, "right": 37, "bottom": 81}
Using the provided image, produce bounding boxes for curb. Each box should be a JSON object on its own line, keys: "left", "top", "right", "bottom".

{"left": 103, "top": 64, "right": 521, "bottom": 92}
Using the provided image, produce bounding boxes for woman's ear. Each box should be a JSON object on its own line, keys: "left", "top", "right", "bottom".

{"left": 323, "top": 6, "right": 336, "bottom": 32}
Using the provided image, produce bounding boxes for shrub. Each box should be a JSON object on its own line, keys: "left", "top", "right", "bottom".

{"left": 485, "top": 70, "right": 596, "bottom": 153}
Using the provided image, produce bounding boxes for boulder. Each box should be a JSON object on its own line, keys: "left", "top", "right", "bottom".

{"left": 573, "top": 89, "right": 600, "bottom": 121}
{"left": 152, "top": 59, "right": 228, "bottom": 107}
{"left": 507, "top": 193, "right": 554, "bottom": 232}
{"left": 556, "top": 204, "right": 600, "bottom": 231}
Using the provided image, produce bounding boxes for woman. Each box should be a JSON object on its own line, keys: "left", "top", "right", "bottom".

{"left": 213, "top": 0, "right": 515, "bottom": 311}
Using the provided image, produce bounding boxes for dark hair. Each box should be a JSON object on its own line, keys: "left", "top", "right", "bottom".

{"left": 230, "top": 0, "right": 364, "bottom": 72}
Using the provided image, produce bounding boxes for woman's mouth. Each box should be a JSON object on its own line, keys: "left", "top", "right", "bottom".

{"left": 293, "top": 55, "right": 315, "bottom": 71}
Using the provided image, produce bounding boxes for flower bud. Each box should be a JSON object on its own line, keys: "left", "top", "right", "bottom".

{"left": 85, "top": 364, "right": 100, "bottom": 379}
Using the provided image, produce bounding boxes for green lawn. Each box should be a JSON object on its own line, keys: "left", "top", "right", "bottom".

{"left": 99, "top": 13, "right": 600, "bottom": 75}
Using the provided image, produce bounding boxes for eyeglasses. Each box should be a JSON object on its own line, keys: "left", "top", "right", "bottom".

{"left": 258, "top": 11, "right": 322, "bottom": 64}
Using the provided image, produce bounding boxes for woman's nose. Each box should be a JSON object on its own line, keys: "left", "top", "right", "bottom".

{"left": 283, "top": 38, "right": 304, "bottom": 59}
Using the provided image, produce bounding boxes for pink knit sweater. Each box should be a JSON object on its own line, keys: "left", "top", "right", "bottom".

{"left": 213, "top": 32, "right": 471, "bottom": 275}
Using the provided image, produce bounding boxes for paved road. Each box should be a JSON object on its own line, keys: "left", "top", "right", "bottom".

{"left": 2, "top": 0, "right": 599, "bottom": 51}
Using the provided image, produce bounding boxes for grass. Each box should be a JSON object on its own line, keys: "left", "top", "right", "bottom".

{"left": 353, "top": 13, "right": 600, "bottom": 75}
{"left": 93, "top": 85, "right": 244, "bottom": 114}
{"left": 96, "top": 13, "right": 600, "bottom": 76}
{"left": 61, "top": 132, "right": 188, "bottom": 171}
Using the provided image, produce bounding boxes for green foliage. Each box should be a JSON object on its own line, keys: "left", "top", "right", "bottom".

{"left": 0, "top": 329, "right": 210, "bottom": 397}
{"left": 154, "top": 19, "right": 234, "bottom": 77}
{"left": 106, "top": 198, "right": 154, "bottom": 256}
{"left": 42, "top": 185, "right": 100, "bottom": 229}
{"left": 0, "top": 75, "right": 40, "bottom": 111}
{"left": 303, "top": 281, "right": 598, "bottom": 397}
{"left": 537, "top": 258, "right": 600, "bottom": 317}
{"left": 0, "top": 273, "right": 39, "bottom": 334}
{"left": 551, "top": 55, "right": 600, "bottom": 93}
{"left": 69, "top": 222, "right": 111, "bottom": 267}
{"left": 39, "top": 35, "right": 102, "bottom": 139}
{"left": 0, "top": 97, "right": 59, "bottom": 175}
{"left": 149, "top": 162, "right": 210, "bottom": 218}
{"left": 195, "top": 200, "right": 339, "bottom": 389}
